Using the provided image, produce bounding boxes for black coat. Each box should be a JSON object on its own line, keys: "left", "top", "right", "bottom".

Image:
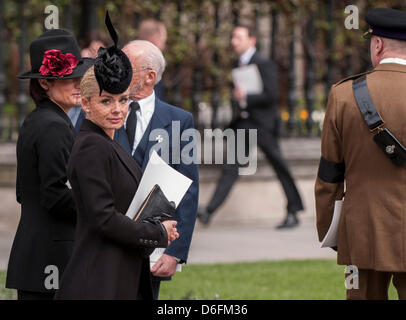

{"left": 55, "top": 119, "right": 168, "bottom": 300}
{"left": 231, "top": 51, "right": 281, "bottom": 135}
{"left": 6, "top": 99, "right": 77, "bottom": 293}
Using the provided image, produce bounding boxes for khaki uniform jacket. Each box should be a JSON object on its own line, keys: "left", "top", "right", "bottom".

{"left": 315, "top": 63, "right": 406, "bottom": 272}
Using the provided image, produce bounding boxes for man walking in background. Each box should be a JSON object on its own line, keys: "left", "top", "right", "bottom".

{"left": 315, "top": 8, "right": 406, "bottom": 299}
{"left": 198, "top": 24, "right": 304, "bottom": 229}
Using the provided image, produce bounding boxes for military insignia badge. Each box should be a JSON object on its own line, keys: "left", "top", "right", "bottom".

{"left": 386, "top": 145, "right": 396, "bottom": 154}
{"left": 363, "top": 28, "right": 373, "bottom": 39}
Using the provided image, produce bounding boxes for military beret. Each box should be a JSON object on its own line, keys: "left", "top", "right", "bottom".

{"left": 364, "top": 8, "right": 406, "bottom": 40}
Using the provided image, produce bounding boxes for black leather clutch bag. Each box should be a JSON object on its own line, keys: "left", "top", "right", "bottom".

{"left": 133, "top": 184, "right": 176, "bottom": 223}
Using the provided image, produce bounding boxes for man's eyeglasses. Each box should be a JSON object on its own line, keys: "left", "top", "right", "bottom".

{"left": 132, "top": 67, "right": 152, "bottom": 72}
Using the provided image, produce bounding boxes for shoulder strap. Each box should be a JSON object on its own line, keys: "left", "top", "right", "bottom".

{"left": 334, "top": 70, "right": 371, "bottom": 87}
{"left": 352, "top": 75, "right": 384, "bottom": 130}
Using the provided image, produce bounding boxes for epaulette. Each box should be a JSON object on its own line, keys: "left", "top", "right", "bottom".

{"left": 333, "top": 70, "right": 373, "bottom": 87}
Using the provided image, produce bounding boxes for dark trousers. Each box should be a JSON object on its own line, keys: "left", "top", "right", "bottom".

{"left": 18, "top": 290, "right": 54, "bottom": 300}
{"left": 346, "top": 269, "right": 406, "bottom": 300}
{"left": 207, "top": 120, "right": 303, "bottom": 215}
{"left": 151, "top": 276, "right": 161, "bottom": 300}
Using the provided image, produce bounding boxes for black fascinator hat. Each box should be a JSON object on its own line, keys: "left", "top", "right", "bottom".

{"left": 94, "top": 11, "right": 132, "bottom": 95}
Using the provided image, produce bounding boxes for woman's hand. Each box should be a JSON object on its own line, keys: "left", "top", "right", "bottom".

{"left": 162, "top": 220, "right": 179, "bottom": 245}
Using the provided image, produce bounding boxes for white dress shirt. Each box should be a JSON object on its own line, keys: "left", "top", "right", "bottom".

{"left": 237, "top": 47, "right": 257, "bottom": 113}
{"left": 239, "top": 47, "right": 256, "bottom": 66}
{"left": 125, "top": 91, "right": 155, "bottom": 156}
{"left": 379, "top": 57, "right": 406, "bottom": 66}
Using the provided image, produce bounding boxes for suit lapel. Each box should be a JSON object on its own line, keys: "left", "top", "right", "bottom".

{"left": 141, "top": 99, "right": 171, "bottom": 170}
{"left": 114, "top": 126, "right": 132, "bottom": 154}
{"left": 248, "top": 51, "right": 259, "bottom": 65}
{"left": 132, "top": 125, "right": 150, "bottom": 167}
{"left": 80, "top": 119, "right": 142, "bottom": 185}
{"left": 111, "top": 141, "right": 142, "bottom": 185}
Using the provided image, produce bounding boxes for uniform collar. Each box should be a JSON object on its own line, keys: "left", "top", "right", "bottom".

{"left": 379, "top": 57, "right": 406, "bottom": 66}
{"left": 374, "top": 62, "right": 406, "bottom": 73}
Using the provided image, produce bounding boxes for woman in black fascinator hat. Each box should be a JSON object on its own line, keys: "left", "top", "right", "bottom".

{"left": 55, "top": 12, "right": 179, "bottom": 300}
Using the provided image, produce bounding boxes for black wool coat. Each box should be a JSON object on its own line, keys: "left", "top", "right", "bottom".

{"left": 55, "top": 119, "right": 168, "bottom": 300}
{"left": 6, "top": 99, "right": 77, "bottom": 293}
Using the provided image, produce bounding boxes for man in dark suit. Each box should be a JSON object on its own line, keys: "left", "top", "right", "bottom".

{"left": 197, "top": 24, "right": 304, "bottom": 229}
{"left": 122, "top": 40, "right": 198, "bottom": 299}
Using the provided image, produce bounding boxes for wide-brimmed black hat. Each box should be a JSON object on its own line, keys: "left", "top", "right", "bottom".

{"left": 18, "top": 29, "right": 93, "bottom": 79}
{"left": 363, "top": 8, "right": 406, "bottom": 40}
{"left": 93, "top": 11, "right": 132, "bottom": 95}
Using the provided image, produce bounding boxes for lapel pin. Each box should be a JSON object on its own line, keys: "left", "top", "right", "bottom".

{"left": 156, "top": 135, "right": 163, "bottom": 143}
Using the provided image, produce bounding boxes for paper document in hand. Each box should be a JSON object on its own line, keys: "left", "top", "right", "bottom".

{"left": 125, "top": 151, "right": 192, "bottom": 273}
{"left": 231, "top": 64, "right": 263, "bottom": 94}
{"left": 321, "top": 200, "right": 343, "bottom": 248}
{"left": 125, "top": 150, "right": 192, "bottom": 219}
{"left": 149, "top": 248, "right": 182, "bottom": 272}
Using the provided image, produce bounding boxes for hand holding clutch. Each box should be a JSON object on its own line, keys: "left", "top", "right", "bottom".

{"left": 133, "top": 184, "right": 176, "bottom": 223}
{"left": 162, "top": 220, "right": 179, "bottom": 245}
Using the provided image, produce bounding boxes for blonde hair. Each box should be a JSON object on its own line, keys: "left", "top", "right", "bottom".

{"left": 80, "top": 66, "right": 99, "bottom": 100}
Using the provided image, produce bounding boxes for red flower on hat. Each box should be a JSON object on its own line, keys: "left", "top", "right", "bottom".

{"left": 39, "top": 49, "right": 79, "bottom": 77}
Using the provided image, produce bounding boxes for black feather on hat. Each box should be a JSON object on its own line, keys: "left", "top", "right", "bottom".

{"left": 94, "top": 11, "right": 132, "bottom": 95}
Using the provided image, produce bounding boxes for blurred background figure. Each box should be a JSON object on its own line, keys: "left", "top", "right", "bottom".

{"left": 197, "top": 24, "right": 304, "bottom": 229}
{"left": 138, "top": 19, "right": 167, "bottom": 52}
{"left": 138, "top": 19, "right": 168, "bottom": 101}
{"left": 80, "top": 30, "right": 109, "bottom": 58}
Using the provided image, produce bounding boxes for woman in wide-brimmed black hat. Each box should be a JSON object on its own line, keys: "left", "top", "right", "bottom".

{"left": 6, "top": 29, "right": 93, "bottom": 300}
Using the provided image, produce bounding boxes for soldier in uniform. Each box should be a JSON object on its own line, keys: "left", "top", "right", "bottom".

{"left": 315, "top": 8, "right": 406, "bottom": 300}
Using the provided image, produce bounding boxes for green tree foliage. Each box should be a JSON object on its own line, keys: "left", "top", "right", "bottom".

{"left": 2, "top": 0, "right": 406, "bottom": 133}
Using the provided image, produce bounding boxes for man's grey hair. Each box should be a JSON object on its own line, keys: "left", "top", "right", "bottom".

{"left": 123, "top": 40, "right": 166, "bottom": 84}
